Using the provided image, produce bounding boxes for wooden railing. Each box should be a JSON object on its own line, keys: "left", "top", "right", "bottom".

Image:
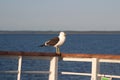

{"left": 0, "top": 51, "right": 120, "bottom": 80}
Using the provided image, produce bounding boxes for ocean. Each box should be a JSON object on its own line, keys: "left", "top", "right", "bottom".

{"left": 0, "top": 33, "right": 120, "bottom": 80}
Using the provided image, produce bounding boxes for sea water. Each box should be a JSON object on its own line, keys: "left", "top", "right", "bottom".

{"left": 0, "top": 34, "right": 120, "bottom": 80}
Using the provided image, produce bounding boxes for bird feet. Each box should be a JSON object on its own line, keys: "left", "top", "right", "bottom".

{"left": 56, "top": 47, "right": 61, "bottom": 56}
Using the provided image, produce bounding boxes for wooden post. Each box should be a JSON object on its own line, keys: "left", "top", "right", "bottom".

{"left": 91, "top": 58, "right": 100, "bottom": 80}
{"left": 17, "top": 56, "right": 22, "bottom": 80}
{"left": 49, "top": 57, "right": 58, "bottom": 80}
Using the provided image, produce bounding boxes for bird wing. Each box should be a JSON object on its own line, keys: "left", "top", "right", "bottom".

{"left": 45, "top": 37, "right": 59, "bottom": 46}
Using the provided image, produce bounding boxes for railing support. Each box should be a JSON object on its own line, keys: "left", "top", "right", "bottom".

{"left": 49, "top": 57, "right": 58, "bottom": 80}
{"left": 0, "top": 51, "right": 120, "bottom": 80}
{"left": 17, "top": 56, "right": 22, "bottom": 80}
{"left": 91, "top": 58, "right": 100, "bottom": 80}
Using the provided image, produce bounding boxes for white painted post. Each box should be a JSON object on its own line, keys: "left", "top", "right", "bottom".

{"left": 17, "top": 56, "right": 22, "bottom": 80}
{"left": 91, "top": 58, "right": 100, "bottom": 80}
{"left": 49, "top": 57, "right": 58, "bottom": 80}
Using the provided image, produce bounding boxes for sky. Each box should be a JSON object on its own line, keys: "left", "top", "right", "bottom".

{"left": 0, "top": 0, "right": 120, "bottom": 31}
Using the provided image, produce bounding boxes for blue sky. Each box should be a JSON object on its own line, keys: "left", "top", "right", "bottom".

{"left": 0, "top": 0, "right": 120, "bottom": 31}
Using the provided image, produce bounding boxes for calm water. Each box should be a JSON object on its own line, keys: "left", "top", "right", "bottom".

{"left": 0, "top": 34, "right": 120, "bottom": 80}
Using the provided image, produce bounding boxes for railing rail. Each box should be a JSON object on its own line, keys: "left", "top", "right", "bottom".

{"left": 62, "top": 57, "right": 120, "bottom": 79}
{"left": 0, "top": 51, "right": 120, "bottom": 80}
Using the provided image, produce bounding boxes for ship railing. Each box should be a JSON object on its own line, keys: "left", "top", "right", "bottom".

{"left": 0, "top": 51, "right": 120, "bottom": 80}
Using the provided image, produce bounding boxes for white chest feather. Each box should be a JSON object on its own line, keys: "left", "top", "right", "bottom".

{"left": 54, "top": 35, "right": 66, "bottom": 47}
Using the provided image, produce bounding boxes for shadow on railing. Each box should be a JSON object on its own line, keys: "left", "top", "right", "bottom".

{"left": 0, "top": 51, "right": 120, "bottom": 80}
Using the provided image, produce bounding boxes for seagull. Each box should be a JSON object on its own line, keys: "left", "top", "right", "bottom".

{"left": 39, "top": 32, "right": 66, "bottom": 55}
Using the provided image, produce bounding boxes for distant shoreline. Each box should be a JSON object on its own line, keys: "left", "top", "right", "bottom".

{"left": 0, "top": 31, "right": 120, "bottom": 34}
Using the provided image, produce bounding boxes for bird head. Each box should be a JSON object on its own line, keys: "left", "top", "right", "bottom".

{"left": 59, "top": 32, "right": 66, "bottom": 37}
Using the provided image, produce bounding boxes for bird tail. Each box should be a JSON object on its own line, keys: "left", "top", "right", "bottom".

{"left": 39, "top": 44, "right": 45, "bottom": 47}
